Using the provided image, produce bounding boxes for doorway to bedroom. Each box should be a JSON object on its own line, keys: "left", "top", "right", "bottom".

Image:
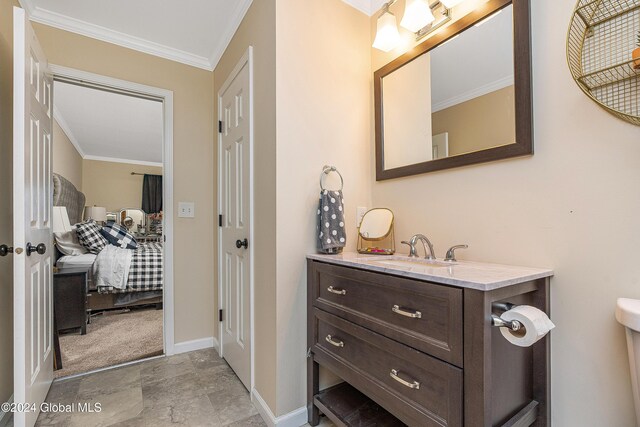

{"left": 50, "top": 68, "right": 174, "bottom": 379}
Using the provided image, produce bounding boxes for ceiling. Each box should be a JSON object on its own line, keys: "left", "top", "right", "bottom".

{"left": 18, "top": 0, "right": 377, "bottom": 70}
{"left": 342, "top": 0, "right": 387, "bottom": 16}
{"left": 19, "top": 0, "right": 253, "bottom": 70}
{"left": 54, "top": 82, "right": 164, "bottom": 166}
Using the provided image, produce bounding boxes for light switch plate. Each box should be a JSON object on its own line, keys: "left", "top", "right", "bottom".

{"left": 178, "top": 202, "right": 195, "bottom": 218}
{"left": 356, "top": 206, "right": 368, "bottom": 228}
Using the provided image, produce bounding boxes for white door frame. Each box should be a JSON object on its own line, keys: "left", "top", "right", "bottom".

{"left": 48, "top": 64, "right": 176, "bottom": 355}
{"left": 217, "top": 46, "right": 255, "bottom": 391}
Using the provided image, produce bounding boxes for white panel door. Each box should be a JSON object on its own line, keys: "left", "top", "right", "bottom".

{"left": 13, "top": 7, "right": 54, "bottom": 427}
{"left": 218, "top": 51, "right": 252, "bottom": 390}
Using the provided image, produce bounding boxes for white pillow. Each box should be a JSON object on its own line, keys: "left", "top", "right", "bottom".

{"left": 54, "top": 231, "right": 88, "bottom": 256}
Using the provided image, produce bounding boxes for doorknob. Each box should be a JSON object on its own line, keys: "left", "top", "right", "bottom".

{"left": 26, "top": 242, "right": 46, "bottom": 256}
{"left": 0, "top": 245, "right": 13, "bottom": 257}
{"left": 235, "top": 239, "right": 248, "bottom": 249}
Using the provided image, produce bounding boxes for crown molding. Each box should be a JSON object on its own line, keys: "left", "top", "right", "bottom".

{"left": 83, "top": 155, "right": 163, "bottom": 168}
{"left": 53, "top": 106, "right": 86, "bottom": 157}
{"left": 209, "top": 0, "right": 253, "bottom": 70}
{"left": 21, "top": 0, "right": 214, "bottom": 71}
{"left": 432, "top": 74, "right": 514, "bottom": 113}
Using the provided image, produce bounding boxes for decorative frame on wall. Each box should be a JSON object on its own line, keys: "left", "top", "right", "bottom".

{"left": 567, "top": 0, "right": 640, "bottom": 126}
{"left": 374, "top": 0, "right": 533, "bottom": 181}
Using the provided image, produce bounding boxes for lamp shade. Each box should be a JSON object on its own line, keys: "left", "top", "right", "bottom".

{"left": 440, "top": 0, "right": 466, "bottom": 8}
{"left": 400, "top": 0, "right": 435, "bottom": 33}
{"left": 372, "top": 11, "right": 401, "bottom": 52}
{"left": 52, "top": 206, "right": 72, "bottom": 233}
{"left": 84, "top": 206, "right": 107, "bottom": 222}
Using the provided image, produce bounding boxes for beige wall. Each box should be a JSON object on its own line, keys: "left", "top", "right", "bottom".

{"left": 32, "top": 23, "right": 216, "bottom": 345}
{"left": 371, "top": 0, "right": 640, "bottom": 425}
{"left": 52, "top": 118, "right": 83, "bottom": 190}
{"left": 82, "top": 160, "right": 162, "bottom": 213}
{"left": 275, "top": 0, "right": 372, "bottom": 416}
{"left": 0, "top": 0, "right": 17, "bottom": 409}
{"left": 432, "top": 85, "right": 515, "bottom": 156}
{"left": 213, "top": 0, "right": 278, "bottom": 412}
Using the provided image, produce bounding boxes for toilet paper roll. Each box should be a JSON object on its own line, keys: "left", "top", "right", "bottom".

{"left": 500, "top": 305, "right": 555, "bottom": 347}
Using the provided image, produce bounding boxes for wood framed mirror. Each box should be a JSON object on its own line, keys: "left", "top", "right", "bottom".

{"left": 374, "top": 0, "right": 532, "bottom": 180}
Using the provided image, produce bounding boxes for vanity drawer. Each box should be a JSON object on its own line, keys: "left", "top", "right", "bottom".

{"left": 310, "top": 261, "right": 463, "bottom": 366}
{"left": 312, "top": 308, "right": 462, "bottom": 427}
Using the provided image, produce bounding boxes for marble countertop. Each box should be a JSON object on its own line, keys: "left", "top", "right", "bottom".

{"left": 307, "top": 252, "right": 553, "bottom": 291}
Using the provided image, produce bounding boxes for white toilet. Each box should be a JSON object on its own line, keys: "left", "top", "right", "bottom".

{"left": 616, "top": 298, "right": 640, "bottom": 426}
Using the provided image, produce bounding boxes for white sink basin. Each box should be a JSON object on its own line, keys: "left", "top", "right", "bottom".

{"left": 366, "top": 257, "right": 455, "bottom": 269}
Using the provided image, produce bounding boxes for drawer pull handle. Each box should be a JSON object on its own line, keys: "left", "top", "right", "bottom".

{"left": 390, "top": 369, "right": 420, "bottom": 390}
{"left": 327, "top": 286, "right": 347, "bottom": 296}
{"left": 392, "top": 305, "right": 422, "bottom": 319}
{"left": 325, "top": 335, "right": 344, "bottom": 348}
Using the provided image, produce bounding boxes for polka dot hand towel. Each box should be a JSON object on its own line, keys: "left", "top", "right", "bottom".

{"left": 317, "top": 189, "right": 346, "bottom": 253}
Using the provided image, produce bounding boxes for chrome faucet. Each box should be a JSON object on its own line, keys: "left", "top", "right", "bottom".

{"left": 401, "top": 234, "right": 436, "bottom": 260}
{"left": 444, "top": 244, "right": 468, "bottom": 262}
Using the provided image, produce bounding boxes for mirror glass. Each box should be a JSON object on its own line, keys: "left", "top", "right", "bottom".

{"left": 381, "top": 4, "right": 516, "bottom": 170}
{"left": 119, "top": 208, "right": 147, "bottom": 230}
{"left": 359, "top": 208, "right": 394, "bottom": 239}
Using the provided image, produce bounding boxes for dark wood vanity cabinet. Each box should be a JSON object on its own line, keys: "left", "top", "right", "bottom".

{"left": 307, "top": 260, "right": 550, "bottom": 427}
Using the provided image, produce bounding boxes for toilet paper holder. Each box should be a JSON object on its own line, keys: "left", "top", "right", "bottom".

{"left": 491, "top": 302, "right": 523, "bottom": 332}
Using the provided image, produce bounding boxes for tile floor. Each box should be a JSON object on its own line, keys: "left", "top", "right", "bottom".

{"left": 35, "top": 348, "right": 334, "bottom": 427}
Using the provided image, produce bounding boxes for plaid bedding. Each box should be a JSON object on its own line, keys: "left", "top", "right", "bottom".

{"left": 97, "top": 242, "right": 163, "bottom": 294}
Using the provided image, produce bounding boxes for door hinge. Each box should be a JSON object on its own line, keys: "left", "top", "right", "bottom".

{"left": 218, "top": 120, "right": 223, "bottom": 133}
{"left": 218, "top": 214, "right": 223, "bottom": 227}
{"left": 219, "top": 309, "right": 223, "bottom": 322}
{"left": 306, "top": 347, "right": 313, "bottom": 358}
{"left": 163, "top": 235, "right": 166, "bottom": 243}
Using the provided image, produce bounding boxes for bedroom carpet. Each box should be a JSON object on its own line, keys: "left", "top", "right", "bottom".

{"left": 56, "top": 308, "right": 163, "bottom": 378}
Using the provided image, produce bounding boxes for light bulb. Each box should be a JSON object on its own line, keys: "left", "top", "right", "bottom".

{"left": 372, "top": 11, "right": 401, "bottom": 52}
{"left": 400, "top": 0, "right": 435, "bottom": 33}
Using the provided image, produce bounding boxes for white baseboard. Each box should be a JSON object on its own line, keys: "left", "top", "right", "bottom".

{"left": 251, "top": 389, "right": 307, "bottom": 427}
{"left": 0, "top": 394, "right": 13, "bottom": 427}
{"left": 173, "top": 337, "right": 219, "bottom": 355}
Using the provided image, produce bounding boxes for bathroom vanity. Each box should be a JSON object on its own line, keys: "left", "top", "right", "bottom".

{"left": 306, "top": 253, "right": 552, "bottom": 427}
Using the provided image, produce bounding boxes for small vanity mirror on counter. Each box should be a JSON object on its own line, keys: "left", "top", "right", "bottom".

{"left": 375, "top": 0, "right": 532, "bottom": 180}
{"left": 357, "top": 208, "right": 395, "bottom": 255}
{"left": 119, "top": 208, "right": 147, "bottom": 231}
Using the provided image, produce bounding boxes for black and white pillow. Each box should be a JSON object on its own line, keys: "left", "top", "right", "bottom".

{"left": 75, "top": 220, "right": 108, "bottom": 254}
{"left": 100, "top": 223, "right": 138, "bottom": 250}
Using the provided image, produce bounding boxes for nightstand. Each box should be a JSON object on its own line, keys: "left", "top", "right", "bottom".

{"left": 53, "top": 267, "right": 89, "bottom": 335}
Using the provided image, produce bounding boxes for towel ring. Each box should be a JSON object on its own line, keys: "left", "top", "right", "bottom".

{"left": 320, "top": 165, "right": 344, "bottom": 191}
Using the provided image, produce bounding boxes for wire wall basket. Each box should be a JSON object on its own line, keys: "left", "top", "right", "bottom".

{"left": 567, "top": 0, "right": 640, "bottom": 125}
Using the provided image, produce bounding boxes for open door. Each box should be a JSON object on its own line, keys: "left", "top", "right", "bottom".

{"left": 13, "top": 7, "right": 54, "bottom": 426}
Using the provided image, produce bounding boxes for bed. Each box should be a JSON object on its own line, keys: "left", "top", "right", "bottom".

{"left": 53, "top": 173, "right": 163, "bottom": 310}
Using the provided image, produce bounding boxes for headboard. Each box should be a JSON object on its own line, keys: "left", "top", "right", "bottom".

{"left": 53, "top": 173, "right": 86, "bottom": 225}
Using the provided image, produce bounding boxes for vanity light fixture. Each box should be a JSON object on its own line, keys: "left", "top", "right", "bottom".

{"left": 372, "top": 7, "right": 402, "bottom": 52}
{"left": 373, "top": 0, "right": 468, "bottom": 51}
{"left": 400, "top": 0, "right": 435, "bottom": 33}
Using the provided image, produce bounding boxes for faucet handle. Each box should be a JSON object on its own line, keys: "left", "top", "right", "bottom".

{"left": 445, "top": 244, "right": 468, "bottom": 262}
{"left": 401, "top": 241, "right": 418, "bottom": 258}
